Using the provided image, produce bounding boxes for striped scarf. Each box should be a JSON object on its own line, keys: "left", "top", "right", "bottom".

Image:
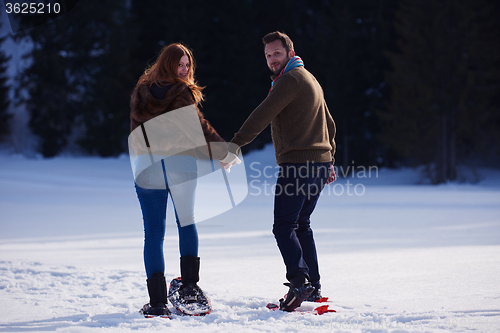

{"left": 269, "top": 56, "right": 304, "bottom": 93}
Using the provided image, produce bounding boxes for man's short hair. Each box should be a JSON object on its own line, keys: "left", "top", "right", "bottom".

{"left": 262, "top": 31, "right": 294, "bottom": 54}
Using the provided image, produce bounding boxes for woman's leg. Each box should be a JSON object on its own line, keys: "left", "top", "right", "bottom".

{"left": 168, "top": 171, "right": 200, "bottom": 302}
{"left": 176, "top": 210, "right": 199, "bottom": 257}
{"left": 135, "top": 183, "right": 168, "bottom": 279}
{"left": 168, "top": 172, "right": 199, "bottom": 257}
{"left": 164, "top": 166, "right": 199, "bottom": 256}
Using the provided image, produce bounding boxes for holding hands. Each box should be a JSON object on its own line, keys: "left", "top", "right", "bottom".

{"left": 220, "top": 152, "right": 241, "bottom": 172}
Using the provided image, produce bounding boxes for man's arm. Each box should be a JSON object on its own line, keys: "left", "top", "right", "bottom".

{"left": 323, "top": 101, "right": 337, "bottom": 184}
{"left": 324, "top": 101, "right": 336, "bottom": 165}
{"left": 228, "top": 74, "right": 298, "bottom": 155}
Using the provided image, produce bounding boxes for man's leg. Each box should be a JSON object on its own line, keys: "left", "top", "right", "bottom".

{"left": 296, "top": 163, "right": 329, "bottom": 293}
{"left": 273, "top": 164, "right": 310, "bottom": 283}
{"left": 296, "top": 209, "right": 320, "bottom": 285}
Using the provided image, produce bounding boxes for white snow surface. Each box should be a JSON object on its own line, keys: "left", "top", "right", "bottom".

{"left": 1, "top": 145, "right": 500, "bottom": 332}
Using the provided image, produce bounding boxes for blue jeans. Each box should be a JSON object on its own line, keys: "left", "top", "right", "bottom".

{"left": 272, "top": 162, "right": 330, "bottom": 285}
{"left": 135, "top": 159, "right": 199, "bottom": 279}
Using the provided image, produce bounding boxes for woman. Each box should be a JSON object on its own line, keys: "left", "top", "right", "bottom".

{"left": 129, "top": 43, "right": 224, "bottom": 317}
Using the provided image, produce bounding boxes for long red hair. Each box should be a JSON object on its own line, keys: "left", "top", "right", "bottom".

{"left": 136, "top": 43, "right": 204, "bottom": 104}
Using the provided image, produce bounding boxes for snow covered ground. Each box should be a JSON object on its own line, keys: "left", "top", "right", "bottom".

{"left": 1, "top": 145, "right": 500, "bottom": 332}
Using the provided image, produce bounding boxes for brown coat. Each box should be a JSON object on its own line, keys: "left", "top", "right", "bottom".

{"left": 130, "top": 82, "right": 224, "bottom": 145}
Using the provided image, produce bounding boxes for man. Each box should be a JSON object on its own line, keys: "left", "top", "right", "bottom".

{"left": 221, "top": 31, "right": 336, "bottom": 312}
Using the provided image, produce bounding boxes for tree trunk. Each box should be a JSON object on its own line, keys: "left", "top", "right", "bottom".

{"left": 448, "top": 116, "right": 457, "bottom": 181}
{"left": 435, "top": 114, "right": 449, "bottom": 184}
{"left": 436, "top": 114, "right": 457, "bottom": 183}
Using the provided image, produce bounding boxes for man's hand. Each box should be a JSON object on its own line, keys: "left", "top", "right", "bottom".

{"left": 220, "top": 152, "right": 241, "bottom": 172}
{"left": 326, "top": 164, "right": 336, "bottom": 184}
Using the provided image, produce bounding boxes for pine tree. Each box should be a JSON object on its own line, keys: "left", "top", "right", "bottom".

{"left": 381, "top": 0, "right": 500, "bottom": 183}
{"left": 459, "top": 0, "right": 500, "bottom": 160}
{"left": 0, "top": 25, "right": 11, "bottom": 142}
{"left": 18, "top": 1, "right": 131, "bottom": 157}
{"left": 298, "top": 0, "right": 397, "bottom": 168}
{"left": 76, "top": 2, "right": 134, "bottom": 156}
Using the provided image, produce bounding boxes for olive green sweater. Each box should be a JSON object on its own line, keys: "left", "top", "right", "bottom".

{"left": 230, "top": 66, "right": 336, "bottom": 165}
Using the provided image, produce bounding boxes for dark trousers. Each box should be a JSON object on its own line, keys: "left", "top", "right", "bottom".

{"left": 272, "top": 162, "right": 329, "bottom": 285}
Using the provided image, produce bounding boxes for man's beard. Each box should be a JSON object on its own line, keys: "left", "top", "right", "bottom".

{"left": 271, "top": 57, "right": 290, "bottom": 75}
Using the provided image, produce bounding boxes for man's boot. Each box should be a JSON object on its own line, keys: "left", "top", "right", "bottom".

{"left": 279, "top": 275, "right": 315, "bottom": 312}
{"left": 306, "top": 281, "right": 322, "bottom": 302}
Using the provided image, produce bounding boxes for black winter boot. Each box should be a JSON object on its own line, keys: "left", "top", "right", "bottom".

{"left": 305, "top": 281, "right": 322, "bottom": 302}
{"left": 180, "top": 256, "right": 201, "bottom": 303}
{"left": 167, "top": 257, "right": 211, "bottom": 314}
{"left": 279, "top": 276, "right": 315, "bottom": 312}
{"left": 140, "top": 272, "right": 172, "bottom": 317}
